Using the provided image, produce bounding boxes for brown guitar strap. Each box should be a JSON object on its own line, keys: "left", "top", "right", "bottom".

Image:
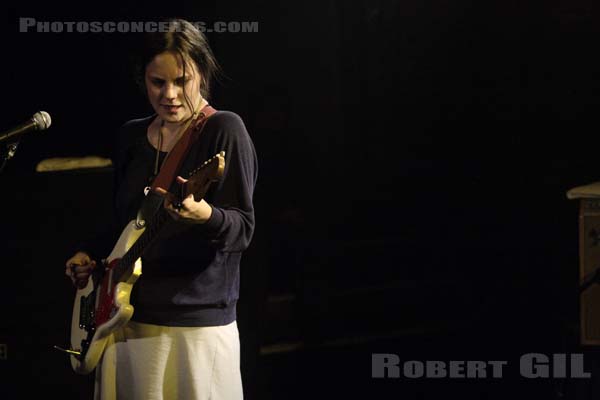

{"left": 150, "top": 105, "right": 217, "bottom": 191}
{"left": 135, "top": 105, "right": 217, "bottom": 229}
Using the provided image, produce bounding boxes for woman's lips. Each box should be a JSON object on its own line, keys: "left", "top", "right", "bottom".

{"left": 162, "top": 105, "right": 182, "bottom": 113}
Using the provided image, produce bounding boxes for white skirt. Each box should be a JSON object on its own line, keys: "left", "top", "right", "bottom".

{"left": 94, "top": 320, "right": 243, "bottom": 400}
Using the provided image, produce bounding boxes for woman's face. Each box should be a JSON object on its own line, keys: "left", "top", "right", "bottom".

{"left": 144, "top": 51, "right": 203, "bottom": 123}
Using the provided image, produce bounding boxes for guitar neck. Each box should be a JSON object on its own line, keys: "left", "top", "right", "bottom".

{"left": 109, "top": 151, "right": 225, "bottom": 281}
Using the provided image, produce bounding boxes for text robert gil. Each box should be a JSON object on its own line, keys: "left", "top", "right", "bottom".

{"left": 372, "top": 353, "right": 591, "bottom": 379}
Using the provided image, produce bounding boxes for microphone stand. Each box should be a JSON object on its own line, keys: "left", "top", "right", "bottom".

{"left": 0, "top": 141, "right": 19, "bottom": 175}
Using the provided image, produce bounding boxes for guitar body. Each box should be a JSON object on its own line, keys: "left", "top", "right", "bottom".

{"left": 70, "top": 221, "right": 145, "bottom": 374}
{"left": 64, "top": 151, "right": 225, "bottom": 374}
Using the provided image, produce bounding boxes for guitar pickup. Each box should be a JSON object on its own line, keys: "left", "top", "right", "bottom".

{"left": 79, "top": 293, "right": 96, "bottom": 330}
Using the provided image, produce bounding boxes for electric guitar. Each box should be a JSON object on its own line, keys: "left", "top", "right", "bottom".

{"left": 58, "top": 151, "right": 225, "bottom": 374}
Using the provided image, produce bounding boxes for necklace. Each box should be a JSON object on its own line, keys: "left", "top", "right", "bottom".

{"left": 153, "top": 119, "right": 165, "bottom": 177}
{"left": 146, "top": 98, "right": 208, "bottom": 193}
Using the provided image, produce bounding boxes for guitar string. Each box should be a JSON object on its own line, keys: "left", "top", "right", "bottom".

{"left": 117, "top": 100, "right": 209, "bottom": 277}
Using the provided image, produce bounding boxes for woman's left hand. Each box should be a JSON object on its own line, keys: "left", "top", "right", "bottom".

{"left": 154, "top": 176, "right": 213, "bottom": 224}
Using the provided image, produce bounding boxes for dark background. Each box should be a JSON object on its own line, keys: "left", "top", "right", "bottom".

{"left": 0, "top": 0, "right": 599, "bottom": 399}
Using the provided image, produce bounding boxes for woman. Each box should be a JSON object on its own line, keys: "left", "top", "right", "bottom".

{"left": 65, "top": 18, "right": 257, "bottom": 400}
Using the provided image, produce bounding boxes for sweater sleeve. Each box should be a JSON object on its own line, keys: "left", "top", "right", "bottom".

{"left": 194, "top": 112, "right": 258, "bottom": 252}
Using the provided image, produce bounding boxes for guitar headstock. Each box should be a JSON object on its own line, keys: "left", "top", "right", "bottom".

{"left": 183, "top": 151, "right": 226, "bottom": 201}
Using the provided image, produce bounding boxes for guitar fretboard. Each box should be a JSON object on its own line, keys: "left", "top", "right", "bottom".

{"left": 106, "top": 151, "right": 224, "bottom": 283}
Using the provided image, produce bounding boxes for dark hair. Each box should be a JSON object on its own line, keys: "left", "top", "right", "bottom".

{"left": 133, "top": 18, "right": 221, "bottom": 100}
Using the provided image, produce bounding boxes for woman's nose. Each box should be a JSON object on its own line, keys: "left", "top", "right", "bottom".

{"left": 163, "top": 83, "right": 177, "bottom": 100}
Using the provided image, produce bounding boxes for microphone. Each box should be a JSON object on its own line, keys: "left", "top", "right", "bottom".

{"left": 0, "top": 111, "right": 52, "bottom": 144}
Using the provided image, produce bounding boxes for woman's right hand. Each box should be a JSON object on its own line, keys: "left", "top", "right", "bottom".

{"left": 65, "top": 251, "right": 97, "bottom": 289}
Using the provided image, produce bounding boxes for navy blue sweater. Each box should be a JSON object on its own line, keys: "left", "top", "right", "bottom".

{"left": 86, "top": 111, "right": 257, "bottom": 326}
